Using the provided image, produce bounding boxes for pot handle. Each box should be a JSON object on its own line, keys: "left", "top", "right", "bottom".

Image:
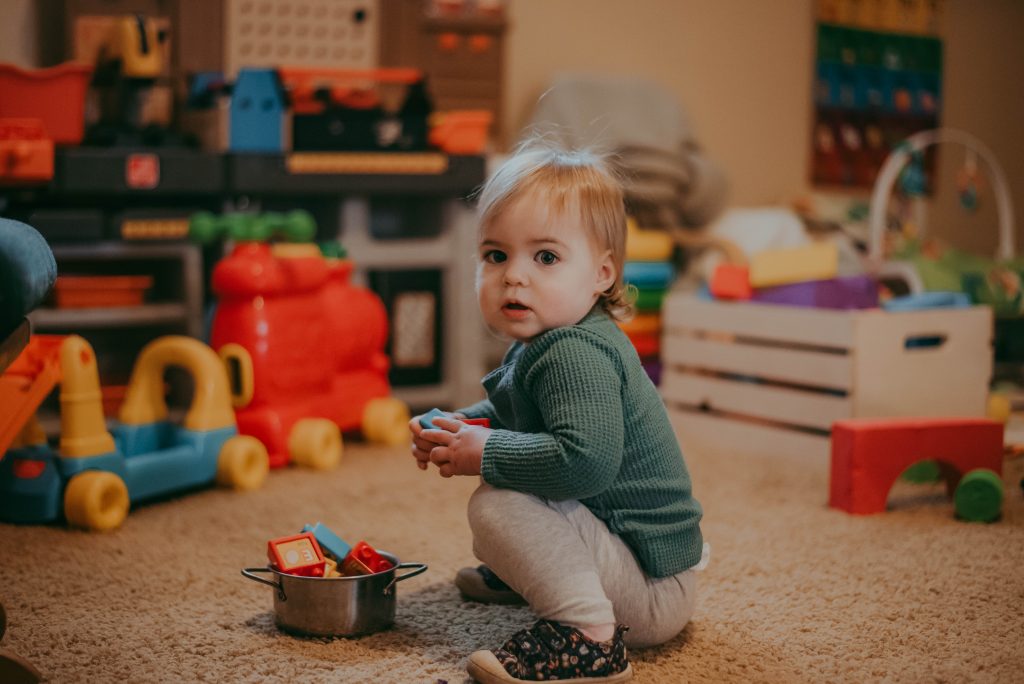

{"left": 384, "top": 562, "right": 428, "bottom": 596}
{"left": 241, "top": 567, "right": 287, "bottom": 601}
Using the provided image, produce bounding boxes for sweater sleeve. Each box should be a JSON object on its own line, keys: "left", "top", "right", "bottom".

{"left": 481, "top": 332, "right": 624, "bottom": 500}
{"left": 455, "top": 399, "right": 503, "bottom": 427}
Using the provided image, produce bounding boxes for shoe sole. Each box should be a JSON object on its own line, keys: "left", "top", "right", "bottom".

{"left": 467, "top": 650, "right": 633, "bottom": 684}
{"left": 455, "top": 569, "right": 527, "bottom": 606}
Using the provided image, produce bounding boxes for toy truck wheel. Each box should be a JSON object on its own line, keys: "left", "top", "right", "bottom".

{"left": 217, "top": 435, "right": 270, "bottom": 490}
{"left": 362, "top": 397, "right": 411, "bottom": 446}
{"left": 954, "top": 468, "right": 1003, "bottom": 523}
{"left": 288, "top": 419, "right": 343, "bottom": 470}
{"left": 64, "top": 471, "right": 130, "bottom": 532}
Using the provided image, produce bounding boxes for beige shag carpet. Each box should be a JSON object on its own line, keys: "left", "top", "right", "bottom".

{"left": 1, "top": 420, "right": 1023, "bottom": 684}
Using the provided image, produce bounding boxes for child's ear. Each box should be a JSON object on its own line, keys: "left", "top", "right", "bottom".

{"left": 595, "top": 250, "right": 616, "bottom": 293}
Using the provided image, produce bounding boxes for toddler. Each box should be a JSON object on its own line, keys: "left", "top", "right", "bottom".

{"left": 410, "top": 139, "right": 705, "bottom": 684}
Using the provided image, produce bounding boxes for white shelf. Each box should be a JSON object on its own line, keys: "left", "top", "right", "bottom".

{"left": 29, "top": 303, "right": 191, "bottom": 330}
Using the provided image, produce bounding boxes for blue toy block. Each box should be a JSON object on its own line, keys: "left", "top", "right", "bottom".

{"left": 418, "top": 408, "right": 447, "bottom": 430}
{"left": 230, "top": 68, "right": 286, "bottom": 152}
{"left": 624, "top": 262, "right": 675, "bottom": 289}
{"left": 882, "top": 291, "right": 971, "bottom": 312}
{"left": 301, "top": 522, "right": 352, "bottom": 562}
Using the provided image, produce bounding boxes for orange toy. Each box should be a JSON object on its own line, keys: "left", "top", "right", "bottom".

{"left": 709, "top": 263, "right": 752, "bottom": 301}
{"left": 829, "top": 417, "right": 1004, "bottom": 515}
{"left": 0, "top": 335, "right": 64, "bottom": 456}
{"left": 268, "top": 532, "right": 327, "bottom": 577}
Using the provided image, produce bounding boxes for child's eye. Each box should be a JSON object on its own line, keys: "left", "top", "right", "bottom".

{"left": 483, "top": 250, "right": 507, "bottom": 264}
{"left": 535, "top": 250, "right": 558, "bottom": 265}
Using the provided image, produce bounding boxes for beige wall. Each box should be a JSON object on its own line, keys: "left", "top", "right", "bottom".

{"left": 505, "top": 0, "right": 1024, "bottom": 256}
{"left": 3, "top": 0, "right": 1021, "bottom": 255}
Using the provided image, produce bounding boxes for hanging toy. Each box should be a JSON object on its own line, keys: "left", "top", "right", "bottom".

{"left": 898, "top": 147, "right": 928, "bottom": 196}
{"left": 956, "top": 151, "right": 982, "bottom": 212}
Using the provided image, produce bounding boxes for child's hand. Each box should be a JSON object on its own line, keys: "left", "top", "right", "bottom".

{"left": 408, "top": 411, "right": 465, "bottom": 471}
{"left": 422, "top": 416, "right": 489, "bottom": 478}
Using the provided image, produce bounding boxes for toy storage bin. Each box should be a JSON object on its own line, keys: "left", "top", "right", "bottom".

{"left": 54, "top": 275, "right": 154, "bottom": 309}
{"left": 660, "top": 294, "right": 993, "bottom": 460}
{"left": 0, "top": 63, "right": 93, "bottom": 145}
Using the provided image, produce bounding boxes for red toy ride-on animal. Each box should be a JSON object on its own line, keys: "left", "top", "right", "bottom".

{"left": 210, "top": 240, "right": 409, "bottom": 470}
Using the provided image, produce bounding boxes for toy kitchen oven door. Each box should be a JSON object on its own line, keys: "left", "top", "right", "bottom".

{"left": 368, "top": 269, "right": 442, "bottom": 387}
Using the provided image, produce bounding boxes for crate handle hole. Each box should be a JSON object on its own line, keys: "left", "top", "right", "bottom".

{"left": 904, "top": 334, "right": 947, "bottom": 350}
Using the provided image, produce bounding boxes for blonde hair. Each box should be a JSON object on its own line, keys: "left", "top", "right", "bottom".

{"left": 475, "top": 138, "right": 634, "bottom": 321}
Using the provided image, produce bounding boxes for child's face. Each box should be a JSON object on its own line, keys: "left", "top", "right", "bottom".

{"left": 476, "top": 196, "right": 615, "bottom": 342}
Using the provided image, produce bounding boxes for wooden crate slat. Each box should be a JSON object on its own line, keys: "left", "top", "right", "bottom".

{"left": 661, "top": 370, "right": 851, "bottom": 432}
{"left": 662, "top": 334, "right": 853, "bottom": 390}
{"left": 668, "top": 408, "right": 830, "bottom": 462}
{"left": 662, "top": 296, "right": 856, "bottom": 348}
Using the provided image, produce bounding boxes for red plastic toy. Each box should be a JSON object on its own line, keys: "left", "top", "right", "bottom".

{"left": 210, "top": 242, "right": 409, "bottom": 469}
{"left": 340, "top": 540, "right": 393, "bottom": 576}
{"left": 829, "top": 417, "right": 1004, "bottom": 515}
{"left": 268, "top": 532, "right": 327, "bottom": 577}
{"left": 709, "top": 263, "right": 752, "bottom": 301}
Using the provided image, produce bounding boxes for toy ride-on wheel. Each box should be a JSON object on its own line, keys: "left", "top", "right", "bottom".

{"left": 288, "top": 418, "right": 343, "bottom": 470}
{"left": 64, "top": 471, "right": 130, "bottom": 532}
{"left": 362, "top": 397, "right": 411, "bottom": 446}
{"left": 217, "top": 435, "right": 270, "bottom": 490}
{"left": 953, "top": 468, "right": 1003, "bottom": 523}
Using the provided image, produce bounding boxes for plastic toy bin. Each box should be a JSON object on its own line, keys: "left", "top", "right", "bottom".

{"left": 0, "top": 63, "right": 93, "bottom": 145}
{"left": 660, "top": 294, "right": 993, "bottom": 460}
{"left": 54, "top": 275, "right": 154, "bottom": 309}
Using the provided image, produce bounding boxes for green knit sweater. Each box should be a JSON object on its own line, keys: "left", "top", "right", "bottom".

{"left": 458, "top": 308, "right": 704, "bottom": 577}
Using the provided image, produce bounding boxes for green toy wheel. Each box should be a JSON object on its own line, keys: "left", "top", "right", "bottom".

{"left": 902, "top": 460, "right": 941, "bottom": 483}
{"left": 954, "top": 468, "right": 1003, "bottom": 523}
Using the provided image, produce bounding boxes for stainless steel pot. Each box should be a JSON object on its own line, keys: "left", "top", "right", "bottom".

{"left": 241, "top": 552, "right": 427, "bottom": 637}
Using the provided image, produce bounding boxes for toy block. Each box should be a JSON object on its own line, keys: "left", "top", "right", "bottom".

{"left": 709, "top": 264, "right": 751, "bottom": 300}
{"left": 418, "top": 408, "right": 447, "bottom": 429}
{"left": 882, "top": 291, "right": 971, "bottom": 312}
{"left": 301, "top": 522, "right": 351, "bottom": 562}
{"left": 751, "top": 275, "right": 878, "bottom": 310}
{"left": 829, "top": 417, "right": 1003, "bottom": 515}
{"left": 323, "top": 557, "right": 341, "bottom": 578}
{"left": 340, "top": 540, "right": 393, "bottom": 576}
{"left": 462, "top": 418, "right": 491, "bottom": 428}
{"left": 618, "top": 313, "right": 661, "bottom": 337}
{"left": 624, "top": 261, "right": 675, "bottom": 290}
{"left": 626, "top": 219, "right": 674, "bottom": 262}
{"left": 749, "top": 242, "right": 838, "bottom": 288}
{"left": 267, "top": 532, "right": 326, "bottom": 577}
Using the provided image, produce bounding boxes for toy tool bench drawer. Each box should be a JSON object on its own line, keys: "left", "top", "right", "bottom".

{"left": 660, "top": 295, "right": 993, "bottom": 460}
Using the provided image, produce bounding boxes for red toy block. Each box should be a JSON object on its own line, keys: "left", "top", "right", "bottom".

{"left": 267, "top": 532, "right": 326, "bottom": 577}
{"left": 829, "top": 417, "right": 1004, "bottom": 515}
{"left": 340, "top": 540, "right": 393, "bottom": 576}
{"left": 709, "top": 263, "right": 752, "bottom": 301}
{"left": 462, "top": 418, "right": 491, "bottom": 428}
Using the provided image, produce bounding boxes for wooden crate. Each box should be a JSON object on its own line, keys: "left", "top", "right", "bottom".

{"left": 661, "top": 294, "right": 993, "bottom": 459}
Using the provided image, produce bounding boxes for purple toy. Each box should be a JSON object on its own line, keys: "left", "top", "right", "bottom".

{"left": 752, "top": 275, "right": 878, "bottom": 310}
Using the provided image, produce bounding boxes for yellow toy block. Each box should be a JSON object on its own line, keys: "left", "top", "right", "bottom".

{"left": 626, "top": 218, "right": 674, "bottom": 262}
{"left": 749, "top": 242, "right": 839, "bottom": 288}
{"left": 324, "top": 557, "right": 341, "bottom": 578}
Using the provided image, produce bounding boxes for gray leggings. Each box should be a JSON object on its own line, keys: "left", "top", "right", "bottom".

{"left": 468, "top": 483, "right": 698, "bottom": 648}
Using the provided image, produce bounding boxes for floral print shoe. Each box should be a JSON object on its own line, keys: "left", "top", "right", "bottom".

{"left": 466, "top": 619, "right": 632, "bottom": 683}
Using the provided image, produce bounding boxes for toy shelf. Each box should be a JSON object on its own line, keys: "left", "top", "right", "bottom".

{"left": 227, "top": 152, "right": 486, "bottom": 195}
{"left": 29, "top": 303, "right": 191, "bottom": 330}
{"left": 661, "top": 294, "right": 993, "bottom": 460}
{"left": 56, "top": 148, "right": 226, "bottom": 195}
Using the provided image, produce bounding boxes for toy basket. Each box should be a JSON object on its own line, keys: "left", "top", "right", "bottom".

{"left": 660, "top": 295, "right": 992, "bottom": 460}
{"left": 0, "top": 63, "right": 93, "bottom": 145}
